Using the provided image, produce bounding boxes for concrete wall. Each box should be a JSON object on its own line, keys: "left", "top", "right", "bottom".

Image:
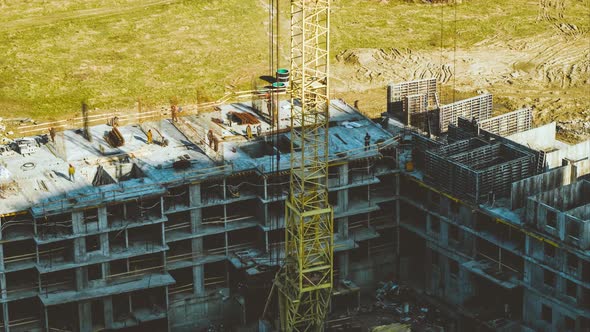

{"left": 546, "top": 140, "right": 590, "bottom": 171}
{"left": 511, "top": 166, "right": 572, "bottom": 210}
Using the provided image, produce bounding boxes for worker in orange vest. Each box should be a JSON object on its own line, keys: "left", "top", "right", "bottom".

{"left": 68, "top": 164, "right": 76, "bottom": 181}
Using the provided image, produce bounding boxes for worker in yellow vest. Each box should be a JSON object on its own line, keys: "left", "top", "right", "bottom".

{"left": 246, "top": 124, "right": 252, "bottom": 139}
{"left": 147, "top": 129, "right": 153, "bottom": 144}
{"left": 68, "top": 164, "right": 76, "bottom": 182}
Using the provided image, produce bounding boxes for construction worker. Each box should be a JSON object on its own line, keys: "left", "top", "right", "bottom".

{"left": 49, "top": 127, "right": 56, "bottom": 143}
{"left": 68, "top": 164, "right": 76, "bottom": 182}
{"left": 171, "top": 105, "right": 178, "bottom": 123}
{"left": 246, "top": 124, "right": 252, "bottom": 139}
{"left": 147, "top": 129, "right": 153, "bottom": 144}
{"left": 207, "top": 129, "right": 214, "bottom": 148}
{"left": 256, "top": 125, "right": 262, "bottom": 136}
{"left": 364, "top": 132, "right": 371, "bottom": 151}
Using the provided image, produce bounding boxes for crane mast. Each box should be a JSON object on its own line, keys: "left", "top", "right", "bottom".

{"left": 277, "top": 0, "right": 333, "bottom": 331}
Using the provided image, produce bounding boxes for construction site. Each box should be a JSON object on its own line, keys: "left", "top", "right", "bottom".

{"left": 1, "top": 0, "right": 589, "bottom": 331}
{"left": 0, "top": 76, "right": 588, "bottom": 331}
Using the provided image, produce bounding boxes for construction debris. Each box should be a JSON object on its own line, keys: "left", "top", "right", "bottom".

{"left": 371, "top": 323, "right": 411, "bottom": 332}
{"left": 105, "top": 126, "right": 125, "bottom": 147}
{"left": 229, "top": 111, "right": 260, "bottom": 125}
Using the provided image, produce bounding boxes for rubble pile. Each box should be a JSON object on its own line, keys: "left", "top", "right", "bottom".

{"left": 371, "top": 281, "right": 447, "bottom": 331}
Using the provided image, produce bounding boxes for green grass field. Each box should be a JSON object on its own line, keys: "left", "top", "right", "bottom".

{"left": 0, "top": 0, "right": 588, "bottom": 121}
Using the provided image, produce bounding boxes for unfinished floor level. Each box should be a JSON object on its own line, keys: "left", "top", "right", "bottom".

{"left": 0, "top": 79, "right": 589, "bottom": 331}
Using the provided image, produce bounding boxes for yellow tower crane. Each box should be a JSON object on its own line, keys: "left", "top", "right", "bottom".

{"left": 276, "top": 0, "right": 333, "bottom": 330}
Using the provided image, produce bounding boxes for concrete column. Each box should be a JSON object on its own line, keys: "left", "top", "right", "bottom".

{"left": 337, "top": 252, "right": 350, "bottom": 281}
{"left": 337, "top": 189, "right": 348, "bottom": 212}
{"left": 73, "top": 238, "right": 86, "bottom": 263}
{"left": 192, "top": 238, "right": 203, "bottom": 257}
{"left": 76, "top": 267, "right": 87, "bottom": 291}
{"left": 340, "top": 164, "right": 349, "bottom": 185}
{"left": 191, "top": 208, "right": 202, "bottom": 233}
{"left": 193, "top": 265, "right": 205, "bottom": 296}
{"left": 72, "top": 211, "right": 84, "bottom": 234}
{"left": 100, "top": 233, "right": 109, "bottom": 256}
{"left": 263, "top": 176, "right": 268, "bottom": 200}
{"left": 189, "top": 183, "right": 201, "bottom": 207}
{"left": 98, "top": 206, "right": 108, "bottom": 230}
{"left": 78, "top": 301, "right": 92, "bottom": 332}
{"left": 440, "top": 220, "right": 449, "bottom": 246}
{"left": 338, "top": 217, "right": 349, "bottom": 239}
{"left": 2, "top": 302, "right": 9, "bottom": 332}
{"left": 103, "top": 296, "right": 114, "bottom": 329}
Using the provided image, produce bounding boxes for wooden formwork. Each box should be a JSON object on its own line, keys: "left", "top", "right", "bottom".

{"left": 478, "top": 108, "right": 532, "bottom": 137}
{"left": 438, "top": 93, "right": 493, "bottom": 133}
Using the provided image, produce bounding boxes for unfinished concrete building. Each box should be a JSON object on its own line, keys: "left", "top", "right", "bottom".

{"left": 0, "top": 79, "right": 588, "bottom": 331}
{"left": 0, "top": 99, "right": 398, "bottom": 331}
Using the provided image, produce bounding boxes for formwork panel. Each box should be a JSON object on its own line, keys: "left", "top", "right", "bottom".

{"left": 439, "top": 94, "right": 493, "bottom": 133}
{"left": 478, "top": 108, "right": 532, "bottom": 137}
{"left": 388, "top": 78, "right": 438, "bottom": 113}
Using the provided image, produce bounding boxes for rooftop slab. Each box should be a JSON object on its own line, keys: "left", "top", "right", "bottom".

{"left": 0, "top": 99, "right": 397, "bottom": 215}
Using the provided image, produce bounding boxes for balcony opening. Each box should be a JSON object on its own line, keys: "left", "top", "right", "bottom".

{"left": 48, "top": 303, "right": 77, "bottom": 331}
{"left": 8, "top": 298, "right": 42, "bottom": 331}
{"left": 169, "top": 267, "right": 194, "bottom": 299}
{"left": 566, "top": 279, "right": 577, "bottom": 298}
{"left": 431, "top": 250, "right": 439, "bottom": 267}
{"left": 543, "top": 270, "right": 556, "bottom": 288}
{"left": 107, "top": 203, "right": 125, "bottom": 228}
{"left": 87, "top": 263, "right": 103, "bottom": 283}
{"left": 164, "top": 185, "right": 190, "bottom": 212}
{"left": 3, "top": 239, "right": 37, "bottom": 269}
{"left": 6, "top": 269, "right": 37, "bottom": 299}
{"left": 109, "top": 230, "right": 127, "bottom": 253}
{"left": 546, "top": 210, "right": 557, "bottom": 229}
{"left": 167, "top": 240, "right": 193, "bottom": 267}
{"left": 204, "top": 261, "right": 227, "bottom": 290}
{"left": 202, "top": 205, "right": 224, "bottom": 230}
{"left": 430, "top": 217, "right": 440, "bottom": 235}
{"left": 109, "top": 259, "right": 128, "bottom": 279}
{"left": 40, "top": 269, "right": 75, "bottom": 295}
{"left": 38, "top": 240, "right": 74, "bottom": 268}
{"left": 564, "top": 316, "right": 575, "bottom": 332}
{"left": 450, "top": 199, "right": 460, "bottom": 215}
{"left": 449, "top": 224, "right": 460, "bottom": 243}
{"left": 112, "top": 293, "right": 131, "bottom": 325}
{"left": 129, "top": 253, "right": 163, "bottom": 277}
{"left": 1, "top": 214, "right": 34, "bottom": 239}
{"left": 201, "top": 179, "right": 224, "bottom": 204}
{"left": 37, "top": 213, "right": 73, "bottom": 239}
{"left": 567, "top": 220, "right": 580, "bottom": 240}
{"left": 544, "top": 242, "right": 556, "bottom": 258}
{"left": 165, "top": 211, "right": 191, "bottom": 239}
{"left": 83, "top": 208, "right": 99, "bottom": 233}
{"left": 91, "top": 299, "right": 105, "bottom": 331}
{"left": 567, "top": 253, "right": 578, "bottom": 271}
{"left": 128, "top": 224, "right": 162, "bottom": 249}
{"left": 449, "top": 260, "right": 459, "bottom": 279}
{"left": 226, "top": 173, "right": 257, "bottom": 198}
{"left": 86, "top": 234, "right": 101, "bottom": 254}
{"left": 541, "top": 304, "right": 552, "bottom": 323}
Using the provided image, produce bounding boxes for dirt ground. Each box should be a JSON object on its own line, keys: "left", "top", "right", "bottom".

{"left": 331, "top": 30, "right": 590, "bottom": 142}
